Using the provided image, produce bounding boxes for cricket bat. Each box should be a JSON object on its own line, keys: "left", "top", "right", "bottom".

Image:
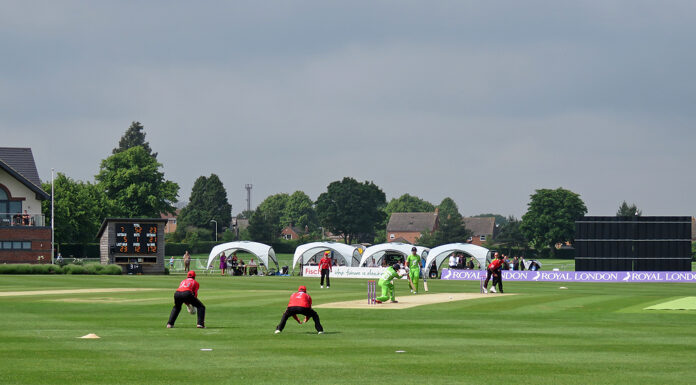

{"left": 423, "top": 279, "right": 429, "bottom": 292}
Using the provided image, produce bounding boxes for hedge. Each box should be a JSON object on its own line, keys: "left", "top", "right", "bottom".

{"left": 0, "top": 263, "right": 122, "bottom": 275}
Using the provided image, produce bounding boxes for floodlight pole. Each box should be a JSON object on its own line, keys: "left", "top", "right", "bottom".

{"left": 51, "top": 168, "right": 55, "bottom": 264}
{"left": 210, "top": 219, "right": 218, "bottom": 242}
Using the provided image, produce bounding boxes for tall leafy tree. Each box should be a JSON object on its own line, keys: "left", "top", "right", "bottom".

{"left": 113, "top": 121, "right": 157, "bottom": 158}
{"left": 494, "top": 216, "right": 528, "bottom": 252}
{"left": 418, "top": 197, "right": 470, "bottom": 247}
{"left": 384, "top": 194, "right": 435, "bottom": 215}
{"left": 616, "top": 201, "right": 642, "bottom": 216}
{"left": 437, "top": 197, "right": 461, "bottom": 220}
{"left": 248, "top": 193, "right": 290, "bottom": 241}
{"left": 41, "top": 173, "right": 106, "bottom": 244}
{"left": 520, "top": 187, "right": 587, "bottom": 256}
{"left": 282, "top": 191, "right": 318, "bottom": 230}
{"left": 96, "top": 146, "right": 179, "bottom": 218}
{"left": 177, "top": 174, "right": 232, "bottom": 239}
{"left": 316, "top": 177, "right": 386, "bottom": 244}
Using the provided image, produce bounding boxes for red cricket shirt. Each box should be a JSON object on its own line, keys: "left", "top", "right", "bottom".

{"left": 287, "top": 291, "right": 312, "bottom": 308}
{"left": 176, "top": 278, "right": 200, "bottom": 297}
{"left": 318, "top": 257, "right": 332, "bottom": 270}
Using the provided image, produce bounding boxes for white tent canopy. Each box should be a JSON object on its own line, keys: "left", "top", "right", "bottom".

{"left": 292, "top": 242, "right": 361, "bottom": 271}
{"left": 359, "top": 243, "right": 429, "bottom": 267}
{"left": 206, "top": 241, "right": 278, "bottom": 271}
{"left": 424, "top": 243, "right": 490, "bottom": 271}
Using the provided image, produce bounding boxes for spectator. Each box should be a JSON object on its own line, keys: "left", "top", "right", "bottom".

{"left": 448, "top": 253, "right": 457, "bottom": 269}
{"left": 183, "top": 250, "right": 191, "bottom": 272}
{"left": 512, "top": 256, "right": 519, "bottom": 271}
{"left": 466, "top": 257, "right": 475, "bottom": 270}
{"left": 248, "top": 258, "right": 258, "bottom": 276}
{"left": 219, "top": 253, "right": 227, "bottom": 276}
{"left": 169, "top": 256, "right": 175, "bottom": 270}
{"left": 56, "top": 253, "right": 63, "bottom": 265}
{"left": 519, "top": 256, "right": 526, "bottom": 271}
{"left": 238, "top": 258, "right": 245, "bottom": 275}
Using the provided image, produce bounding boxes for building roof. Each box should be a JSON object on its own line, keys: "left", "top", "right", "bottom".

{"left": 0, "top": 147, "right": 50, "bottom": 200}
{"left": 387, "top": 212, "right": 438, "bottom": 232}
{"left": 462, "top": 217, "right": 496, "bottom": 236}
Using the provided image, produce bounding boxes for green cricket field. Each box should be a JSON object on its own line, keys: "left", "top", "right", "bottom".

{"left": 0, "top": 274, "right": 695, "bottom": 384}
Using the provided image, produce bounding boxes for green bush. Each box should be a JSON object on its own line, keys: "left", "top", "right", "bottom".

{"left": 63, "top": 264, "right": 88, "bottom": 275}
{"left": 0, "top": 263, "right": 122, "bottom": 275}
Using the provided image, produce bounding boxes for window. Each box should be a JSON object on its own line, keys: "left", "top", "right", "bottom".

{"left": 23, "top": 241, "right": 31, "bottom": 249}
{"left": 480, "top": 235, "right": 486, "bottom": 241}
{"left": 13, "top": 241, "right": 22, "bottom": 249}
{"left": 389, "top": 234, "right": 395, "bottom": 239}
{"left": 467, "top": 237, "right": 472, "bottom": 242}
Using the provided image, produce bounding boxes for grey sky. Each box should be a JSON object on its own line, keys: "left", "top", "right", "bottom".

{"left": 2, "top": 1, "right": 695, "bottom": 218}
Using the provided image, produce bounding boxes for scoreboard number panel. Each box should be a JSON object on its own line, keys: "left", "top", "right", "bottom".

{"left": 115, "top": 223, "right": 158, "bottom": 254}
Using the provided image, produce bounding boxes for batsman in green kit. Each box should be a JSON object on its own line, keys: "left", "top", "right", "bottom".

{"left": 405, "top": 247, "right": 421, "bottom": 294}
{"left": 376, "top": 264, "right": 403, "bottom": 303}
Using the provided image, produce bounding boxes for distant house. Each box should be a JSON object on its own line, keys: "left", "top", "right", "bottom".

{"left": 386, "top": 212, "right": 439, "bottom": 244}
{"left": 462, "top": 217, "right": 497, "bottom": 246}
{"left": 0, "top": 148, "right": 51, "bottom": 263}
{"left": 280, "top": 225, "right": 309, "bottom": 240}
{"left": 160, "top": 209, "right": 180, "bottom": 234}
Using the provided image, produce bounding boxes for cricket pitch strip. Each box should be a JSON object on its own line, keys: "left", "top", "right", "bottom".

{"left": 315, "top": 292, "right": 516, "bottom": 309}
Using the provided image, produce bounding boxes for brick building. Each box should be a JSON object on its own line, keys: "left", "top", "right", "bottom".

{"left": 0, "top": 148, "right": 51, "bottom": 263}
{"left": 386, "top": 212, "right": 439, "bottom": 244}
{"left": 462, "top": 216, "right": 497, "bottom": 246}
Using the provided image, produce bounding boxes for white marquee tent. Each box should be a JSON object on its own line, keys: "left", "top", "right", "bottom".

{"left": 206, "top": 241, "right": 278, "bottom": 271}
{"left": 291, "top": 242, "right": 362, "bottom": 272}
{"left": 358, "top": 243, "right": 430, "bottom": 267}
{"left": 424, "top": 243, "right": 490, "bottom": 271}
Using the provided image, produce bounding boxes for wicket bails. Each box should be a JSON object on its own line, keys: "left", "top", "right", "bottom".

{"left": 367, "top": 280, "right": 376, "bottom": 304}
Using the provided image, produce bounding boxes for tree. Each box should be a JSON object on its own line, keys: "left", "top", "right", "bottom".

{"left": 96, "top": 146, "right": 179, "bottom": 218}
{"left": 41, "top": 173, "right": 106, "bottom": 244}
{"left": 282, "top": 191, "right": 318, "bottom": 230}
{"left": 418, "top": 197, "right": 471, "bottom": 247}
{"left": 248, "top": 193, "right": 290, "bottom": 241}
{"left": 437, "top": 197, "right": 460, "bottom": 220}
{"left": 494, "top": 216, "right": 529, "bottom": 254}
{"left": 520, "top": 188, "right": 587, "bottom": 256}
{"left": 616, "top": 201, "right": 642, "bottom": 216}
{"left": 113, "top": 121, "right": 157, "bottom": 158}
{"left": 316, "top": 177, "right": 386, "bottom": 244}
{"left": 384, "top": 194, "right": 435, "bottom": 215}
{"left": 177, "top": 174, "right": 232, "bottom": 240}
{"left": 247, "top": 207, "right": 279, "bottom": 243}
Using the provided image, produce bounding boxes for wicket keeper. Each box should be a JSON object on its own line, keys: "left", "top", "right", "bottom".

{"left": 375, "top": 264, "right": 403, "bottom": 303}
{"left": 405, "top": 247, "right": 421, "bottom": 294}
{"left": 167, "top": 270, "right": 205, "bottom": 328}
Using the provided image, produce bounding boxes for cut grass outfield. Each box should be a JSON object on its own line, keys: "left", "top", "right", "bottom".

{"left": 0, "top": 275, "right": 695, "bottom": 385}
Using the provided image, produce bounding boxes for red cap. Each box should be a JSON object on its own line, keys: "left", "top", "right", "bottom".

{"left": 324, "top": 250, "right": 330, "bottom": 256}
{"left": 298, "top": 285, "right": 307, "bottom": 292}
{"left": 187, "top": 271, "right": 196, "bottom": 278}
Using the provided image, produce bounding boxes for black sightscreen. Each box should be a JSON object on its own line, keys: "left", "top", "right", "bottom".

{"left": 575, "top": 216, "right": 692, "bottom": 271}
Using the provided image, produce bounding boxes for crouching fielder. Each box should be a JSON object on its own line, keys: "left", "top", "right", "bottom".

{"left": 275, "top": 285, "right": 324, "bottom": 334}
{"left": 167, "top": 270, "right": 206, "bottom": 328}
{"left": 376, "top": 264, "right": 403, "bottom": 303}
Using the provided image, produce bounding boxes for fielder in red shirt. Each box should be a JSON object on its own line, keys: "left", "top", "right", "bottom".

{"left": 318, "top": 250, "right": 332, "bottom": 288}
{"left": 483, "top": 253, "right": 504, "bottom": 294}
{"left": 167, "top": 270, "right": 206, "bottom": 328}
{"left": 274, "top": 285, "right": 324, "bottom": 334}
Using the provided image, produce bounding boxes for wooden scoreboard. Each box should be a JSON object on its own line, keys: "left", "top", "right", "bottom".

{"left": 97, "top": 218, "right": 168, "bottom": 274}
